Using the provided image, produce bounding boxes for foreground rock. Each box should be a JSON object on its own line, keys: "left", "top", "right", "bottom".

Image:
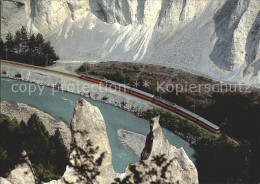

{"left": 1, "top": 101, "right": 71, "bottom": 149}
{"left": 1, "top": 99, "right": 198, "bottom": 183}
{"left": 59, "top": 98, "right": 116, "bottom": 184}
{"left": 119, "top": 117, "right": 198, "bottom": 184}
{"left": 0, "top": 151, "right": 36, "bottom": 184}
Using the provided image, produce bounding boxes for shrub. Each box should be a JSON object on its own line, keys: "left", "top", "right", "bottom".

{"left": 78, "top": 62, "right": 92, "bottom": 72}
{"left": 15, "top": 73, "right": 21, "bottom": 78}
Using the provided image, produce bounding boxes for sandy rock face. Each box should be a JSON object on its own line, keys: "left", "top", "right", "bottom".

{"left": 61, "top": 98, "right": 115, "bottom": 184}
{"left": 2, "top": 0, "right": 260, "bottom": 87}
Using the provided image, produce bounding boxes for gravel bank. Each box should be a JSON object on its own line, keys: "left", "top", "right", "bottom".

{"left": 117, "top": 129, "right": 146, "bottom": 156}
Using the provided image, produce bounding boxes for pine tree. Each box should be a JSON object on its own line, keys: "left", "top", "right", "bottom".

{"left": 20, "top": 26, "right": 28, "bottom": 54}
{"left": 14, "top": 30, "right": 22, "bottom": 53}
{"left": 28, "top": 34, "right": 37, "bottom": 55}
{"left": 35, "top": 33, "right": 45, "bottom": 55}
{"left": 5, "top": 32, "right": 14, "bottom": 51}
{"left": 42, "top": 41, "right": 59, "bottom": 64}
{"left": 0, "top": 38, "right": 4, "bottom": 54}
{"left": 50, "top": 129, "right": 68, "bottom": 173}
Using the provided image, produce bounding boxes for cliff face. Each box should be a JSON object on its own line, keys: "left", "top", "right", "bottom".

{"left": 0, "top": 98, "right": 198, "bottom": 183}
{"left": 2, "top": 0, "right": 260, "bottom": 87}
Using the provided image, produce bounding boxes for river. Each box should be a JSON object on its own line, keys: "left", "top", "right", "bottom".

{"left": 1, "top": 78, "right": 196, "bottom": 173}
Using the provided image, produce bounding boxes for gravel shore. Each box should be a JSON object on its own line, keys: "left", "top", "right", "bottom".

{"left": 117, "top": 129, "right": 146, "bottom": 156}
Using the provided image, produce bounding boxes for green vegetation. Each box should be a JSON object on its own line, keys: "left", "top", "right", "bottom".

{"left": 78, "top": 62, "right": 92, "bottom": 72}
{"left": 1, "top": 26, "right": 59, "bottom": 66}
{"left": 0, "top": 114, "right": 68, "bottom": 182}
{"left": 144, "top": 93, "right": 260, "bottom": 184}
{"left": 103, "top": 69, "right": 130, "bottom": 84}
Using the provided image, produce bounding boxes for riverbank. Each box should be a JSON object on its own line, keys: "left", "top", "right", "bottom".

{"left": 117, "top": 129, "right": 146, "bottom": 156}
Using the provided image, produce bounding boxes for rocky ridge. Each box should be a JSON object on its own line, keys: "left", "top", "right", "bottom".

{"left": 0, "top": 98, "right": 198, "bottom": 184}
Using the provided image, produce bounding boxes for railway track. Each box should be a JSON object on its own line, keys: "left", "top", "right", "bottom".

{"left": 1, "top": 60, "right": 80, "bottom": 79}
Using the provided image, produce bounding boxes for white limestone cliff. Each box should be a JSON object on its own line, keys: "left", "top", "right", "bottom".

{"left": 2, "top": 0, "right": 260, "bottom": 87}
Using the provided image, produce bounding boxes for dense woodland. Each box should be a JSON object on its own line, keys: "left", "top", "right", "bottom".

{"left": 0, "top": 27, "right": 59, "bottom": 66}
{"left": 0, "top": 114, "right": 68, "bottom": 182}
{"left": 145, "top": 92, "right": 260, "bottom": 183}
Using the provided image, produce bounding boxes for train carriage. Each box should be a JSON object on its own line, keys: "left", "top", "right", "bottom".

{"left": 130, "top": 88, "right": 155, "bottom": 101}
{"left": 81, "top": 74, "right": 104, "bottom": 84}
{"left": 197, "top": 117, "right": 220, "bottom": 133}
{"left": 105, "top": 80, "right": 132, "bottom": 93}
{"left": 154, "top": 97, "right": 176, "bottom": 111}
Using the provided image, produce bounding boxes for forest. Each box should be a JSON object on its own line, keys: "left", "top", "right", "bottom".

{"left": 0, "top": 27, "right": 59, "bottom": 66}
{"left": 145, "top": 91, "right": 260, "bottom": 183}
{"left": 0, "top": 114, "right": 68, "bottom": 182}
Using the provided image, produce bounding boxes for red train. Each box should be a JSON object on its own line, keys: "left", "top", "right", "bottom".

{"left": 80, "top": 74, "right": 220, "bottom": 134}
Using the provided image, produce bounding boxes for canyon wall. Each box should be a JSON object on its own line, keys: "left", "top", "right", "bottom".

{"left": 2, "top": 0, "right": 259, "bottom": 86}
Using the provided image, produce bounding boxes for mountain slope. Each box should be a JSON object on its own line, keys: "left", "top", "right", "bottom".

{"left": 1, "top": 0, "right": 260, "bottom": 87}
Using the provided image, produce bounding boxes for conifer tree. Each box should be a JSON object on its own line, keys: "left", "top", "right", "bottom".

{"left": 28, "top": 34, "right": 37, "bottom": 55}
{"left": 20, "top": 26, "right": 28, "bottom": 54}
{"left": 14, "top": 30, "right": 22, "bottom": 53}
{"left": 35, "top": 33, "right": 45, "bottom": 55}
{"left": 5, "top": 32, "right": 14, "bottom": 51}
{"left": 0, "top": 38, "right": 4, "bottom": 54}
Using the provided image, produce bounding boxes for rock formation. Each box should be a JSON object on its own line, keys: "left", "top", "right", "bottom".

{"left": 119, "top": 117, "right": 198, "bottom": 184}
{"left": 2, "top": 0, "right": 260, "bottom": 87}
{"left": 0, "top": 151, "right": 36, "bottom": 184}
{"left": 58, "top": 98, "right": 116, "bottom": 184}
{"left": 0, "top": 98, "right": 198, "bottom": 183}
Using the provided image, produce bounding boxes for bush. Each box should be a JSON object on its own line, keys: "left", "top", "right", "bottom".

{"left": 78, "top": 62, "right": 92, "bottom": 72}
{"left": 15, "top": 73, "right": 21, "bottom": 78}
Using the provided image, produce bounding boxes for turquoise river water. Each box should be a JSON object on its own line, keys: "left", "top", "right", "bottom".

{"left": 1, "top": 78, "right": 196, "bottom": 173}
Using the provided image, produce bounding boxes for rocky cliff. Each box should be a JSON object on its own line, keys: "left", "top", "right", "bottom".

{"left": 0, "top": 98, "right": 198, "bottom": 183}
{"left": 2, "top": 0, "right": 260, "bottom": 87}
